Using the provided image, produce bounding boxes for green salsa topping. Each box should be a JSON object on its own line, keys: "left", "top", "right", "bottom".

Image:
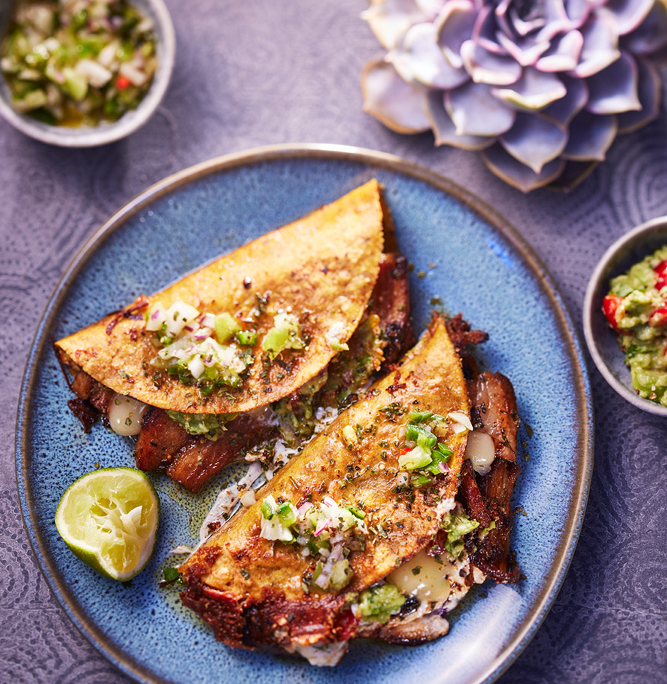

{"left": 1, "top": 0, "right": 158, "bottom": 127}
{"left": 259, "top": 494, "right": 367, "bottom": 592}
{"left": 440, "top": 506, "right": 480, "bottom": 558}
{"left": 396, "top": 411, "right": 453, "bottom": 485}
{"left": 165, "top": 411, "right": 236, "bottom": 440}
{"left": 358, "top": 584, "right": 406, "bottom": 623}
{"left": 146, "top": 301, "right": 255, "bottom": 396}
{"left": 262, "top": 312, "right": 305, "bottom": 360}
{"left": 603, "top": 245, "right": 667, "bottom": 406}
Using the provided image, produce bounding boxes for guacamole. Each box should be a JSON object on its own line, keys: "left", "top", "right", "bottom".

{"left": 603, "top": 245, "right": 667, "bottom": 406}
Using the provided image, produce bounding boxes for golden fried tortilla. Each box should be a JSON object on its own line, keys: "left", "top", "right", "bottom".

{"left": 181, "top": 315, "right": 469, "bottom": 606}
{"left": 55, "top": 180, "right": 384, "bottom": 414}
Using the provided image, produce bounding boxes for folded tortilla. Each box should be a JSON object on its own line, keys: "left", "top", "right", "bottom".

{"left": 55, "top": 180, "right": 384, "bottom": 414}
{"left": 179, "top": 315, "right": 469, "bottom": 648}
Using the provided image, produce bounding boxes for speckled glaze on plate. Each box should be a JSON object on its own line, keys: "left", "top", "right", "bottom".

{"left": 16, "top": 144, "right": 593, "bottom": 684}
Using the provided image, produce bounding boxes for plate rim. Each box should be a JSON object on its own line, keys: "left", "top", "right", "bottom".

{"left": 15, "top": 142, "right": 594, "bottom": 684}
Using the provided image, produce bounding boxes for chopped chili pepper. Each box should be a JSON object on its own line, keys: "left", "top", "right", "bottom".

{"left": 649, "top": 306, "right": 667, "bottom": 326}
{"left": 602, "top": 294, "right": 621, "bottom": 330}
{"left": 116, "top": 75, "right": 131, "bottom": 90}
{"left": 655, "top": 260, "right": 667, "bottom": 291}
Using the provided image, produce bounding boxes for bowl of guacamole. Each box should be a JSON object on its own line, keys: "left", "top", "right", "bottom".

{"left": 584, "top": 216, "right": 667, "bottom": 416}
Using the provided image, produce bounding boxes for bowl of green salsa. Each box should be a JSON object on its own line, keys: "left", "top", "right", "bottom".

{"left": 584, "top": 217, "right": 667, "bottom": 416}
{"left": 0, "top": 0, "right": 175, "bottom": 146}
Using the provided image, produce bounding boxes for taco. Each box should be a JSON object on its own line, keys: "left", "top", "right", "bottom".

{"left": 56, "top": 181, "right": 415, "bottom": 491}
{"left": 56, "top": 179, "right": 385, "bottom": 415}
{"left": 177, "top": 314, "right": 521, "bottom": 665}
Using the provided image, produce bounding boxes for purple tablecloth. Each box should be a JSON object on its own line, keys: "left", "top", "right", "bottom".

{"left": 2, "top": 1, "right": 666, "bottom": 682}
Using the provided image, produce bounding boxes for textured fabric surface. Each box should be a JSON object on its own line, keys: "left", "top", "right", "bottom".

{"left": 1, "top": 1, "right": 666, "bottom": 682}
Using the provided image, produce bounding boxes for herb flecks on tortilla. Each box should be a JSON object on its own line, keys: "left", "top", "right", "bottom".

{"left": 55, "top": 180, "right": 385, "bottom": 414}
{"left": 180, "top": 315, "right": 469, "bottom": 604}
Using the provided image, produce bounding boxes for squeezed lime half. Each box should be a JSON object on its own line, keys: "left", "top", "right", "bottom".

{"left": 55, "top": 467, "right": 160, "bottom": 581}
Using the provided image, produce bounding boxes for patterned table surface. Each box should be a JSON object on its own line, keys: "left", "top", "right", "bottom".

{"left": 1, "top": 1, "right": 666, "bottom": 682}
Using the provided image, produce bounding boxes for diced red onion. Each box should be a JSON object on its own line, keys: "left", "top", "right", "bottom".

{"left": 151, "top": 309, "right": 161, "bottom": 320}
{"left": 323, "top": 495, "right": 337, "bottom": 508}
{"left": 314, "top": 519, "right": 329, "bottom": 536}
{"left": 200, "top": 313, "right": 216, "bottom": 328}
{"left": 297, "top": 502, "right": 313, "bottom": 517}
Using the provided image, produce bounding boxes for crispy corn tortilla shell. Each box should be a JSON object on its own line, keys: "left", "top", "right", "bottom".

{"left": 181, "top": 315, "right": 469, "bottom": 602}
{"left": 55, "top": 180, "right": 384, "bottom": 414}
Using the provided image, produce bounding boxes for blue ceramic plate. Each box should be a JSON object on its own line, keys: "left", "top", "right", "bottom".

{"left": 16, "top": 145, "right": 593, "bottom": 684}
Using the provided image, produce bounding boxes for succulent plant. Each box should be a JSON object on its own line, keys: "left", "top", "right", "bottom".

{"left": 361, "top": 0, "right": 667, "bottom": 191}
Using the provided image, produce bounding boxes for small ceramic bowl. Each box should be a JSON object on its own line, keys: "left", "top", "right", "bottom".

{"left": 0, "top": 0, "right": 175, "bottom": 147}
{"left": 583, "top": 216, "right": 667, "bottom": 416}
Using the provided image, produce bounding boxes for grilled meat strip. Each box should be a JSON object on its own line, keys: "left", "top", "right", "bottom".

{"left": 460, "top": 371, "right": 521, "bottom": 584}
{"left": 372, "top": 370, "right": 522, "bottom": 647}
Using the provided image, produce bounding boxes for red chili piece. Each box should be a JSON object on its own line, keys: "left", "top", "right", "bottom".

{"left": 602, "top": 294, "right": 621, "bottom": 330}
{"left": 650, "top": 306, "right": 667, "bottom": 326}
{"left": 116, "top": 75, "right": 131, "bottom": 90}
{"left": 655, "top": 260, "right": 667, "bottom": 291}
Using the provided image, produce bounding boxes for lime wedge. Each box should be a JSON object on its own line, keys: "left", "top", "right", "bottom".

{"left": 55, "top": 467, "right": 159, "bottom": 581}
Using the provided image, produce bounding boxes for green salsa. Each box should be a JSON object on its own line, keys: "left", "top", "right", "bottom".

{"left": 603, "top": 245, "right": 667, "bottom": 406}
{"left": 1, "top": 0, "right": 157, "bottom": 127}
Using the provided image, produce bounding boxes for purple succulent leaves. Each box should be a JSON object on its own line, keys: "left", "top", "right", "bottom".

{"left": 542, "top": 75, "right": 589, "bottom": 125}
{"left": 621, "top": 0, "right": 667, "bottom": 54}
{"left": 493, "top": 68, "right": 567, "bottom": 109}
{"left": 361, "top": 0, "right": 666, "bottom": 191}
{"left": 586, "top": 51, "right": 641, "bottom": 114}
{"left": 570, "top": 12, "right": 621, "bottom": 78}
{"left": 362, "top": 58, "right": 431, "bottom": 133}
{"left": 426, "top": 90, "right": 495, "bottom": 148}
{"left": 446, "top": 81, "right": 517, "bottom": 135}
{"left": 535, "top": 30, "right": 584, "bottom": 71}
{"left": 500, "top": 112, "right": 569, "bottom": 172}
{"left": 563, "top": 110, "right": 618, "bottom": 160}
{"left": 363, "top": 0, "right": 434, "bottom": 49}
{"left": 616, "top": 56, "right": 660, "bottom": 133}
{"left": 482, "top": 143, "right": 567, "bottom": 191}
{"left": 436, "top": 0, "right": 477, "bottom": 68}
{"left": 606, "top": 0, "right": 655, "bottom": 35}
{"left": 460, "top": 40, "right": 523, "bottom": 83}
{"left": 390, "top": 22, "right": 470, "bottom": 87}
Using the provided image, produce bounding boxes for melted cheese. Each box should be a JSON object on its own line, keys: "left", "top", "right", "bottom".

{"left": 108, "top": 394, "right": 148, "bottom": 436}
{"left": 388, "top": 549, "right": 454, "bottom": 604}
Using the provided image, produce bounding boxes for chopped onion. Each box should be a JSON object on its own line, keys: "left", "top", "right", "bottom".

{"left": 448, "top": 411, "right": 473, "bottom": 431}
{"left": 314, "top": 518, "right": 329, "bottom": 537}
{"left": 200, "top": 313, "right": 216, "bottom": 328}
{"left": 297, "top": 501, "right": 313, "bottom": 517}
{"left": 187, "top": 355, "right": 205, "bottom": 379}
{"left": 240, "top": 490, "right": 256, "bottom": 507}
{"left": 74, "top": 58, "right": 112, "bottom": 88}
{"left": 146, "top": 306, "right": 166, "bottom": 331}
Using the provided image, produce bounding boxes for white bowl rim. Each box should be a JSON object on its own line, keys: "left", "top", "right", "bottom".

{"left": 0, "top": 0, "right": 175, "bottom": 147}
{"left": 583, "top": 215, "right": 667, "bottom": 417}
